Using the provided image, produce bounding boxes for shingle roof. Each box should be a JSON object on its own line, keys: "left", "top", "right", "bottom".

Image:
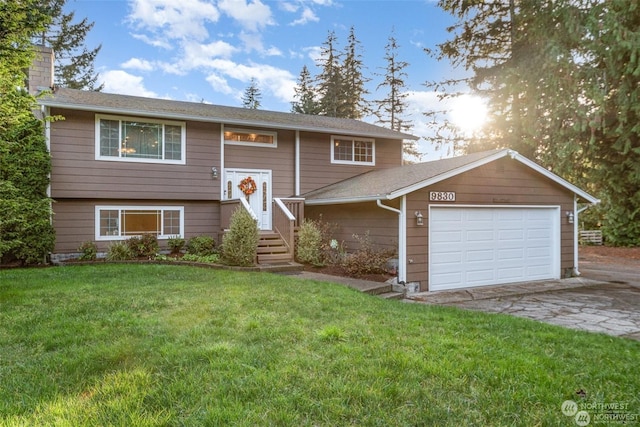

{"left": 303, "top": 149, "right": 599, "bottom": 204}
{"left": 39, "top": 88, "right": 417, "bottom": 140}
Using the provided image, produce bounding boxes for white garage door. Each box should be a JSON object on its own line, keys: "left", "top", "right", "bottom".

{"left": 429, "top": 206, "right": 560, "bottom": 291}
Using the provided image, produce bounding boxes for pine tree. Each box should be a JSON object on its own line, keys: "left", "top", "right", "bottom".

{"left": 374, "top": 29, "right": 419, "bottom": 161}
{"left": 340, "top": 26, "right": 369, "bottom": 119}
{"left": 242, "top": 78, "right": 262, "bottom": 109}
{"left": 315, "top": 31, "right": 343, "bottom": 117}
{"left": 1, "top": 0, "right": 56, "bottom": 264}
{"left": 36, "top": 0, "right": 102, "bottom": 91}
{"left": 291, "top": 65, "right": 321, "bottom": 115}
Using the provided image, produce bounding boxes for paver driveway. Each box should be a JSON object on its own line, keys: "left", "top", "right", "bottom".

{"left": 412, "top": 250, "right": 640, "bottom": 340}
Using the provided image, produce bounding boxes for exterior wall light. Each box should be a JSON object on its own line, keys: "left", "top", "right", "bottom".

{"left": 566, "top": 211, "right": 574, "bottom": 224}
{"left": 211, "top": 167, "right": 218, "bottom": 179}
{"left": 415, "top": 211, "right": 424, "bottom": 226}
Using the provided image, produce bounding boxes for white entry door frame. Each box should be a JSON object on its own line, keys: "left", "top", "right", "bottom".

{"left": 224, "top": 169, "right": 272, "bottom": 230}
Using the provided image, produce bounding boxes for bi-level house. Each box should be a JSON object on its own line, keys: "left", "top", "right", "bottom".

{"left": 31, "top": 46, "right": 598, "bottom": 293}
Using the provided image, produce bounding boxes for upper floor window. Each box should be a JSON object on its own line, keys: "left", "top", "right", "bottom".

{"left": 331, "top": 136, "right": 375, "bottom": 165}
{"left": 224, "top": 128, "right": 277, "bottom": 148}
{"left": 96, "top": 114, "right": 186, "bottom": 164}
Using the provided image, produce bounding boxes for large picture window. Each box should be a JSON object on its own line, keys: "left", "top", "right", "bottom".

{"left": 224, "top": 128, "right": 277, "bottom": 147}
{"left": 96, "top": 115, "right": 186, "bottom": 164}
{"left": 96, "top": 206, "right": 184, "bottom": 240}
{"left": 331, "top": 136, "right": 375, "bottom": 165}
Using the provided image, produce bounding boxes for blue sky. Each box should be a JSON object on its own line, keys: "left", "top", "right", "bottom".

{"left": 66, "top": 0, "right": 478, "bottom": 159}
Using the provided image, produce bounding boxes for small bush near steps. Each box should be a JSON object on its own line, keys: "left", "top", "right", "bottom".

{"left": 185, "top": 236, "right": 216, "bottom": 256}
{"left": 221, "top": 207, "right": 258, "bottom": 267}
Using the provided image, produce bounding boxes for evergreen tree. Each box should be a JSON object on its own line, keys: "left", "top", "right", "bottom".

{"left": 291, "top": 65, "right": 321, "bottom": 115}
{"left": 374, "top": 29, "right": 419, "bottom": 161}
{"left": 36, "top": 0, "right": 102, "bottom": 90}
{"left": 315, "top": 31, "right": 343, "bottom": 117}
{"left": 0, "top": 0, "right": 56, "bottom": 264}
{"left": 432, "top": 0, "right": 640, "bottom": 245}
{"left": 340, "top": 26, "right": 369, "bottom": 119}
{"left": 241, "top": 78, "right": 262, "bottom": 109}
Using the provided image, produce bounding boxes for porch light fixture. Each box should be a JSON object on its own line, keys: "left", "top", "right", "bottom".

{"left": 211, "top": 167, "right": 218, "bottom": 179}
{"left": 415, "top": 211, "right": 424, "bottom": 226}
{"left": 566, "top": 211, "right": 574, "bottom": 224}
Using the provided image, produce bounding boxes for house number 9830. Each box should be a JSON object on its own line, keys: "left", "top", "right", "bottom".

{"left": 429, "top": 191, "right": 456, "bottom": 202}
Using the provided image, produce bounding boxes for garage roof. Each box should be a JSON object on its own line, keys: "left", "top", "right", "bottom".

{"left": 303, "top": 149, "right": 599, "bottom": 205}
{"left": 38, "top": 88, "right": 418, "bottom": 141}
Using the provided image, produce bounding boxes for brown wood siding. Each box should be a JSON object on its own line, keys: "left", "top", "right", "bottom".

{"left": 299, "top": 133, "right": 403, "bottom": 195}
{"left": 305, "top": 201, "right": 398, "bottom": 253}
{"left": 49, "top": 109, "right": 221, "bottom": 200}
{"left": 405, "top": 157, "right": 575, "bottom": 291}
{"left": 52, "top": 199, "right": 220, "bottom": 253}
{"left": 224, "top": 129, "right": 295, "bottom": 197}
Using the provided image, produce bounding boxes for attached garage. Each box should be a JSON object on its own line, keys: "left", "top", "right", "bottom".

{"left": 303, "top": 149, "right": 599, "bottom": 293}
{"left": 429, "top": 206, "right": 560, "bottom": 291}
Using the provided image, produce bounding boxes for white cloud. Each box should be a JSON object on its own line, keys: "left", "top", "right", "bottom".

{"left": 205, "top": 73, "right": 234, "bottom": 95}
{"left": 218, "top": 0, "right": 275, "bottom": 32}
{"left": 99, "top": 70, "right": 158, "bottom": 98}
{"left": 130, "top": 33, "right": 173, "bottom": 50}
{"left": 128, "top": 0, "right": 220, "bottom": 42}
{"left": 121, "top": 58, "right": 155, "bottom": 71}
{"left": 290, "top": 7, "right": 319, "bottom": 26}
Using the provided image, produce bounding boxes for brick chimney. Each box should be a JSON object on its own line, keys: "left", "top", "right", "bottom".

{"left": 28, "top": 45, "right": 54, "bottom": 94}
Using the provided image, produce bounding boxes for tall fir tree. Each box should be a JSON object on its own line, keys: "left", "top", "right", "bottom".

{"left": 374, "top": 29, "right": 419, "bottom": 161}
{"left": 242, "top": 78, "right": 262, "bottom": 109}
{"left": 36, "top": 0, "right": 102, "bottom": 91}
{"left": 433, "top": 0, "right": 640, "bottom": 245}
{"left": 315, "top": 31, "right": 343, "bottom": 117}
{"left": 291, "top": 65, "right": 321, "bottom": 114}
{"left": 1, "top": 0, "right": 56, "bottom": 264}
{"left": 340, "top": 26, "right": 369, "bottom": 119}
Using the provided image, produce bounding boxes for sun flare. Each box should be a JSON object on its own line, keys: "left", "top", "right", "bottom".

{"left": 450, "top": 95, "right": 488, "bottom": 134}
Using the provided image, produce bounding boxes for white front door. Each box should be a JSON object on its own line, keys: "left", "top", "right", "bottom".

{"left": 224, "top": 169, "right": 272, "bottom": 230}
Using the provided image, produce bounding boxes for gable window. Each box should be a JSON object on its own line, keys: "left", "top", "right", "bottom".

{"left": 224, "top": 128, "right": 277, "bottom": 148}
{"left": 96, "top": 206, "right": 184, "bottom": 240}
{"left": 331, "top": 136, "right": 375, "bottom": 165}
{"left": 96, "top": 114, "right": 186, "bottom": 164}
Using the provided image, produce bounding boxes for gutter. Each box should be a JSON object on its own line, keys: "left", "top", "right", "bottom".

{"left": 376, "top": 198, "right": 406, "bottom": 285}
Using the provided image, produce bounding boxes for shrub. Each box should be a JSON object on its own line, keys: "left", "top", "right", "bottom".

{"left": 342, "top": 231, "right": 395, "bottom": 276}
{"left": 296, "top": 219, "right": 324, "bottom": 266}
{"left": 77, "top": 241, "right": 97, "bottom": 261}
{"left": 106, "top": 242, "right": 133, "bottom": 261}
{"left": 181, "top": 253, "right": 220, "bottom": 263}
{"left": 167, "top": 236, "right": 186, "bottom": 254}
{"left": 185, "top": 235, "right": 216, "bottom": 256}
{"left": 221, "top": 207, "right": 258, "bottom": 267}
{"left": 126, "top": 234, "right": 159, "bottom": 258}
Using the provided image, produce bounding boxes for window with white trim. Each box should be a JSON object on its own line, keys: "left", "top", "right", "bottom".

{"left": 224, "top": 128, "right": 277, "bottom": 147}
{"left": 96, "top": 114, "right": 186, "bottom": 164}
{"left": 331, "top": 136, "right": 375, "bottom": 165}
{"left": 95, "top": 206, "right": 184, "bottom": 240}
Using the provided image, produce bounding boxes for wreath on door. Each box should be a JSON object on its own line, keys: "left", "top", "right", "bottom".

{"left": 238, "top": 176, "right": 257, "bottom": 196}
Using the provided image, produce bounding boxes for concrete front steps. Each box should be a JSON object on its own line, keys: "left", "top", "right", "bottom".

{"left": 257, "top": 232, "right": 292, "bottom": 264}
{"left": 362, "top": 282, "right": 404, "bottom": 300}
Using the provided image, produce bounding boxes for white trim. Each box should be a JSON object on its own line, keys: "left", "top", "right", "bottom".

{"left": 428, "top": 205, "right": 561, "bottom": 291}
{"left": 295, "top": 130, "right": 300, "bottom": 196}
{"left": 330, "top": 135, "right": 375, "bottom": 166}
{"left": 220, "top": 124, "right": 225, "bottom": 201}
{"left": 94, "top": 205, "right": 185, "bottom": 241}
{"left": 39, "top": 99, "right": 418, "bottom": 141}
{"left": 94, "top": 114, "right": 186, "bottom": 165}
{"left": 223, "top": 127, "right": 277, "bottom": 148}
{"left": 376, "top": 198, "right": 407, "bottom": 284}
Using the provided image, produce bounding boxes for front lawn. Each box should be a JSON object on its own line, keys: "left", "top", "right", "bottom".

{"left": 1, "top": 265, "right": 638, "bottom": 426}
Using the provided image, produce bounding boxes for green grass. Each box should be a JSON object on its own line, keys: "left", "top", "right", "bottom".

{"left": 1, "top": 265, "right": 638, "bottom": 426}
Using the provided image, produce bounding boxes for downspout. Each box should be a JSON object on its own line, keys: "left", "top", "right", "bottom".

{"left": 43, "top": 105, "right": 53, "bottom": 263}
{"left": 376, "top": 197, "right": 406, "bottom": 285}
{"left": 295, "top": 130, "right": 300, "bottom": 196}
{"left": 573, "top": 195, "right": 595, "bottom": 276}
{"left": 220, "top": 124, "right": 225, "bottom": 199}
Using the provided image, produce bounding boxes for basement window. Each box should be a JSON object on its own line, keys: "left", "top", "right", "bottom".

{"left": 96, "top": 206, "right": 184, "bottom": 240}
